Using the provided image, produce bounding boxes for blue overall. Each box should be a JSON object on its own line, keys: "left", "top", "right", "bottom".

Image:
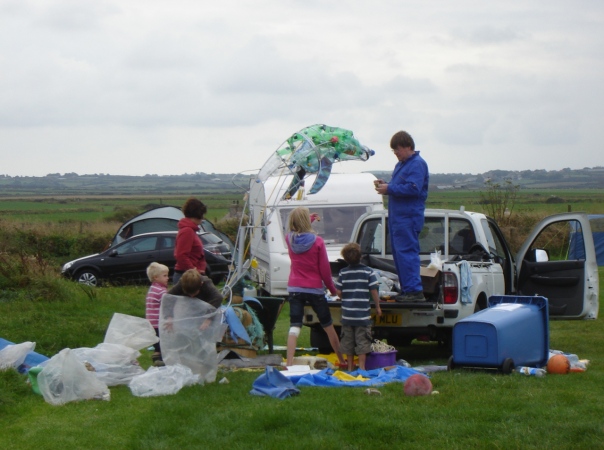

{"left": 387, "top": 152, "right": 429, "bottom": 294}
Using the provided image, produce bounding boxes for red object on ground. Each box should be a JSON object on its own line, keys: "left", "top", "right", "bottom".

{"left": 403, "top": 374, "right": 433, "bottom": 396}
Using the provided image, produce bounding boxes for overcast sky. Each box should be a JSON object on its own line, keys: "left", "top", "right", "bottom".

{"left": 1, "top": 0, "right": 603, "bottom": 177}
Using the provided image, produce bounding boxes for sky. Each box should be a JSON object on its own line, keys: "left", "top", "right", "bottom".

{"left": 1, "top": 0, "right": 603, "bottom": 177}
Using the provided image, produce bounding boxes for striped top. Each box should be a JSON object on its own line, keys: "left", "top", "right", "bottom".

{"left": 336, "top": 264, "right": 379, "bottom": 327}
{"left": 145, "top": 282, "right": 167, "bottom": 328}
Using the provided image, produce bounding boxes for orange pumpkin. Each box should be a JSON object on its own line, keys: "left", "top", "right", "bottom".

{"left": 547, "top": 354, "right": 571, "bottom": 374}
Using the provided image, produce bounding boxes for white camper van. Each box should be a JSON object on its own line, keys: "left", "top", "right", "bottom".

{"left": 247, "top": 173, "right": 384, "bottom": 296}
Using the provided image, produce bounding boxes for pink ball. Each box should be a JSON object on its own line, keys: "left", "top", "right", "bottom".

{"left": 404, "top": 374, "right": 433, "bottom": 396}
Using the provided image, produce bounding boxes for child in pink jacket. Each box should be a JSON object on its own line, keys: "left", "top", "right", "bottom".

{"left": 285, "top": 207, "right": 345, "bottom": 367}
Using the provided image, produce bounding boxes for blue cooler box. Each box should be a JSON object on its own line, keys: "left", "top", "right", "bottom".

{"left": 450, "top": 296, "right": 549, "bottom": 373}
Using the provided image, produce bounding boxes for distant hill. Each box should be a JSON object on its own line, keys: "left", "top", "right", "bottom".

{"left": 0, "top": 167, "right": 603, "bottom": 196}
{"left": 371, "top": 167, "right": 604, "bottom": 190}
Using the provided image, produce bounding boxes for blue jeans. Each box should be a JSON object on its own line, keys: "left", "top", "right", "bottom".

{"left": 288, "top": 292, "right": 333, "bottom": 328}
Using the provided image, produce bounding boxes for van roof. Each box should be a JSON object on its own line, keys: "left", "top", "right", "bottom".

{"left": 260, "top": 172, "right": 382, "bottom": 207}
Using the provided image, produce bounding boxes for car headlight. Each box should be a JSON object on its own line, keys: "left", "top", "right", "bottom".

{"left": 62, "top": 262, "right": 73, "bottom": 272}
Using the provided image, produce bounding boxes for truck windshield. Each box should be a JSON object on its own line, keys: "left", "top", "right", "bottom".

{"left": 279, "top": 206, "right": 371, "bottom": 245}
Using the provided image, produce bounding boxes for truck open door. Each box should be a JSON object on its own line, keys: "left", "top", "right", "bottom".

{"left": 515, "top": 213, "right": 599, "bottom": 320}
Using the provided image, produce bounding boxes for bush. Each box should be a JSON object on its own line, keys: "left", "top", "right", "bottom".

{"left": 0, "top": 253, "right": 66, "bottom": 302}
{"left": 104, "top": 206, "right": 142, "bottom": 223}
{"left": 215, "top": 216, "right": 247, "bottom": 243}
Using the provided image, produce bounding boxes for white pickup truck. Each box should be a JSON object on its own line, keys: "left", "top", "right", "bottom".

{"left": 304, "top": 208, "right": 600, "bottom": 351}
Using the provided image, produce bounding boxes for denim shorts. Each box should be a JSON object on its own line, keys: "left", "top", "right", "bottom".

{"left": 288, "top": 292, "right": 333, "bottom": 328}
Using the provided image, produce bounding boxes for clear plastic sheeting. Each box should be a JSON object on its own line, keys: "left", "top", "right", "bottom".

{"left": 104, "top": 313, "right": 159, "bottom": 351}
{"left": 129, "top": 364, "right": 200, "bottom": 397}
{"left": 37, "top": 348, "right": 110, "bottom": 405}
{"left": 71, "top": 343, "right": 145, "bottom": 386}
{"left": 159, "top": 294, "right": 227, "bottom": 384}
{"left": 0, "top": 341, "right": 35, "bottom": 370}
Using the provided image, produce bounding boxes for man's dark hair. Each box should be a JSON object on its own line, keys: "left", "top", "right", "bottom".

{"left": 390, "top": 131, "right": 415, "bottom": 151}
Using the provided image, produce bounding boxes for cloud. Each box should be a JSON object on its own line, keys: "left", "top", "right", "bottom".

{"left": 0, "top": 0, "right": 603, "bottom": 177}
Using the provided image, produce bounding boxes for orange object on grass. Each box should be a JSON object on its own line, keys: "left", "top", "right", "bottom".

{"left": 547, "top": 354, "right": 571, "bottom": 374}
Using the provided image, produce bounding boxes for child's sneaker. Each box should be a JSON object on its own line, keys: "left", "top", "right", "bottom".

{"left": 152, "top": 352, "right": 164, "bottom": 367}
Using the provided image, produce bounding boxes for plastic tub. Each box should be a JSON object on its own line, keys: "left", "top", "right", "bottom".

{"left": 450, "top": 296, "right": 549, "bottom": 373}
{"left": 365, "top": 350, "right": 397, "bottom": 370}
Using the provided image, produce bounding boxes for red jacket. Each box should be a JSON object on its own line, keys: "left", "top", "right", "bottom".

{"left": 174, "top": 218, "right": 206, "bottom": 273}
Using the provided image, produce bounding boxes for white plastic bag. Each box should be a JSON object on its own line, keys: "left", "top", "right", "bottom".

{"left": 104, "top": 313, "right": 159, "bottom": 351}
{"left": 72, "top": 343, "right": 141, "bottom": 365}
{"left": 129, "top": 364, "right": 200, "bottom": 397}
{"left": 0, "top": 341, "right": 35, "bottom": 370}
{"left": 428, "top": 250, "right": 444, "bottom": 271}
{"left": 160, "top": 294, "right": 227, "bottom": 383}
{"left": 71, "top": 343, "right": 144, "bottom": 386}
{"left": 37, "top": 348, "right": 110, "bottom": 405}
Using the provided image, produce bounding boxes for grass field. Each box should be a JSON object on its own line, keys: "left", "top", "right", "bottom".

{"left": 1, "top": 189, "right": 603, "bottom": 448}
{"left": 1, "top": 271, "right": 603, "bottom": 449}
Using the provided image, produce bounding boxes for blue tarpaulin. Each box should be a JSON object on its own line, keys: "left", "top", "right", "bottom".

{"left": 291, "top": 366, "right": 424, "bottom": 387}
{"left": 0, "top": 338, "right": 49, "bottom": 374}
{"left": 251, "top": 365, "right": 424, "bottom": 398}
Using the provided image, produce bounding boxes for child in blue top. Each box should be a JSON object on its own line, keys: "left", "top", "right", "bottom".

{"left": 335, "top": 243, "right": 382, "bottom": 371}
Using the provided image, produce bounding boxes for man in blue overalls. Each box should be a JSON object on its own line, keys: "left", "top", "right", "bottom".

{"left": 375, "top": 131, "right": 429, "bottom": 302}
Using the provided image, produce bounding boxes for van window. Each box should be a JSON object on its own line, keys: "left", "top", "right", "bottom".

{"left": 280, "top": 206, "right": 371, "bottom": 245}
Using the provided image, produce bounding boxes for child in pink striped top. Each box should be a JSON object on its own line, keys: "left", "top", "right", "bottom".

{"left": 146, "top": 262, "right": 169, "bottom": 366}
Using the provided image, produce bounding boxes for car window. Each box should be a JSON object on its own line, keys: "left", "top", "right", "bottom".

{"left": 449, "top": 219, "right": 476, "bottom": 255}
{"left": 159, "top": 236, "right": 176, "bottom": 249}
{"left": 200, "top": 233, "right": 222, "bottom": 244}
{"left": 482, "top": 218, "right": 508, "bottom": 259}
{"left": 115, "top": 236, "right": 158, "bottom": 255}
{"left": 357, "top": 218, "right": 383, "bottom": 254}
{"left": 530, "top": 219, "right": 584, "bottom": 262}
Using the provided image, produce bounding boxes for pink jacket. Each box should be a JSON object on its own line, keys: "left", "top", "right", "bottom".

{"left": 286, "top": 232, "right": 336, "bottom": 295}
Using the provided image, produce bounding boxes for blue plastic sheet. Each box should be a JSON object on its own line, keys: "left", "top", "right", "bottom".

{"left": 290, "top": 365, "right": 424, "bottom": 387}
{"left": 0, "top": 338, "right": 49, "bottom": 374}
{"left": 250, "top": 365, "right": 425, "bottom": 396}
{"left": 250, "top": 366, "right": 300, "bottom": 399}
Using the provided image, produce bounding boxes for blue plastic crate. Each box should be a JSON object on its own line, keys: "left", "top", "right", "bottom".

{"left": 451, "top": 296, "right": 549, "bottom": 372}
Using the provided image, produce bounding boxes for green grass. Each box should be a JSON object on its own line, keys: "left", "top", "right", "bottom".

{"left": 1, "top": 271, "right": 604, "bottom": 449}
{"left": 0, "top": 195, "right": 240, "bottom": 224}
{"left": 1, "top": 190, "right": 604, "bottom": 449}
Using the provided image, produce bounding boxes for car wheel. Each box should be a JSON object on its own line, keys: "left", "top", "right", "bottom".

{"left": 75, "top": 269, "right": 100, "bottom": 287}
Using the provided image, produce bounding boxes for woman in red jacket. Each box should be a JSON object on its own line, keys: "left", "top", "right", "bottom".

{"left": 174, "top": 198, "right": 207, "bottom": 283}
{"left": 285, "top": 207, "right": 345, "bottom": 367}
{"left": 171, "top": 198, "right": 223, "bottom": 308}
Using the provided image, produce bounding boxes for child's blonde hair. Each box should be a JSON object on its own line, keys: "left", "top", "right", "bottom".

{"left": 180, "top": 269, "right": 202, "bottom": 296}
{"left": 287, "top": 207, "right": 314, "bottom": 235}
{"left": 147, "top": 262, "right": 169, "bottom": 282}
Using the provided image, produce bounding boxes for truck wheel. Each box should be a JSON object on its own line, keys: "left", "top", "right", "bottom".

{"left": 447, "top": 356, "right": 455, "bottom": 371}
{"left": 502, "top": 358, "right": 515, "bottom": 374}
{"left": 386, "top": 336, "right": 413, "bottom": 347}
{"left": 310, "top": 327, "right": 333, "bottom": 354}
